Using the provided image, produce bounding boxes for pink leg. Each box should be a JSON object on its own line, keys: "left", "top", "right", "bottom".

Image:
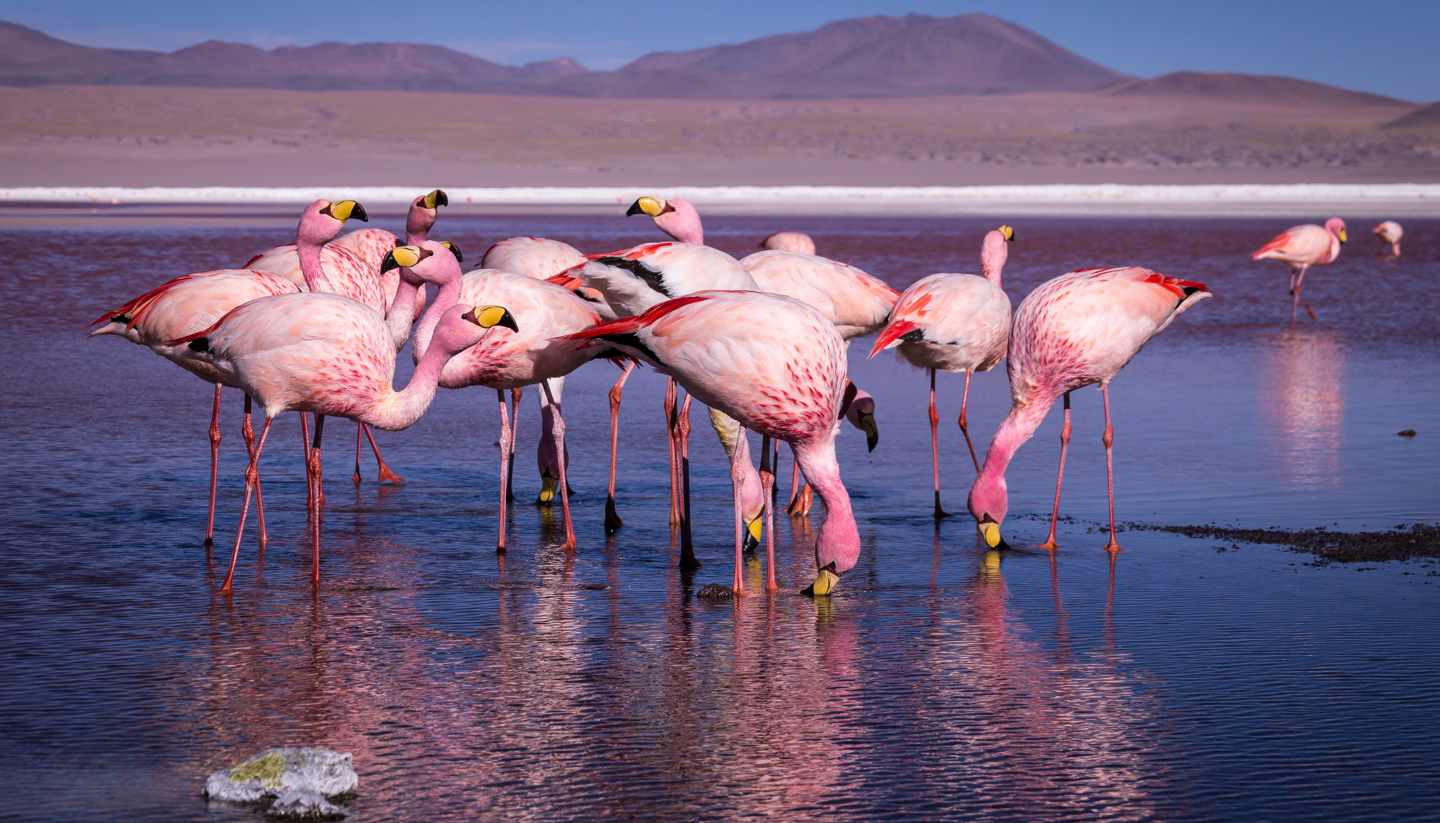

{"left": 1039, "top": 392, "right": 1071, "bottom": 550}
{"left": 242, "top": 395, "right": 268, "bottom": 551}
{"left": 352, "top": 424, "right": 363, "bottom": 486}
{"left": 605, "top": 360, "right": 634, "bottom": 533}
{"left": 1101, "top": 384, "right": 1121, "bottom": 552}
{"left": 786, "top": 454, "right": 803, "bottom": 514}
{"left": 540, "top": 380, "right": 576, "bottom": 550}
{"left": 308, "top": 415, "right": 326, "bottom": 585}
{"left": 665, "top": 378, "right": 680, "bottom": 529}
{"left": 219, "top": 416, "right": 273, "bottom": 594}
{"left": 958, "top": 370, "right": 980, "bottom": 474}
{"left": 496, "top": 390, "right": 511, "bottom": 552}
{"left": 728, "top": 424, "right": 750, "bottom": 595}
{"left": 759, "top": 433, "right": 778, "bottom": 592}
{"left": 929, "top": 368, "right": 949, "bottom": 519}
{"left": 507, "top": 388, "right": 520, "bottom": 501}
{"left": 1290, "top": 264, "right": 1308, "bottom": 323}
{"left": 678, "top": 394, "right": 698, "bottom": 569}
{"left": 363, "top": 424, "right": 404, "bottom": 484}
{"left": 204, "top": 384, "right": 222, "bottom": 546}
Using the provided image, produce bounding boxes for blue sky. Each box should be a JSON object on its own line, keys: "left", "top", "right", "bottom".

{"left": 6, "top": 0, "right": 1438, "bottom": 100}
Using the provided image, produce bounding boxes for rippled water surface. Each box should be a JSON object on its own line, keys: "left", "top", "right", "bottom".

{"left": 2, "top": 212, "right": 1438, "bottom": 820}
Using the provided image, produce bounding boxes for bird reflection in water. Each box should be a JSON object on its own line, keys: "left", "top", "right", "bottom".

{"left": 1258, "top": 326, "right": 1346, "bottom": 487}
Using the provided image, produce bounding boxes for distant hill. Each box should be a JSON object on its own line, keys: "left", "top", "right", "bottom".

{"left": 1107, "top": 71, "right": 1407, "bottom": 109}
{"left": 1384, "top": 101, "right": 1440, "bottom": 129}
{"left": 0, "top": 18, "right": 1414, "bottom": 105}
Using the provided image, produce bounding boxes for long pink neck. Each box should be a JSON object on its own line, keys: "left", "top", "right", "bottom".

{"left": 411, "top": 275, "right": 463, "bottom": 362}
{"left": 975, "top": 394, "right": 1056, "bottom": 493}
{"left": 368, "top": 332, "right": 451, "bottom": 431}
{"left": 385, "top": 278, "right": 420, "bottom": 349}
{"left": 980, "top": 235, "right": 1008, "bottom": 287}
{"left": 405, "top": 217, "right": 432, "bottom": 245}
{"left": 297, "top": 237, "right": 326, "bottom": 292}
{"left": 658, "top": 204, "right": 704, "bottom": 245}
{"left": 793, "top": 436, "right": 860, "bottom": 574}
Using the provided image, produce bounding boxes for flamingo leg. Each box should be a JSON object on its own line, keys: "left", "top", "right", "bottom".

{"left": 771, "top": 439, "right": 781, "bottom": 505}
{"left": 728, "top": 424, "right": 751, "bottom": 595}
{"left": 665, "top": 378, "right": 680, "bottom": 530}
{"left": 219, "top": 415, "right": 272, "bottom": 594}
{"left": 1101, "top": 384, "right": 1121, "bottom": 552}
{"left": 242, "top": 394, "right": 268, "bottom": 551}
{"left": 929, "top": 368, "right": 950, "bottom": 519}
{"left": 540, "top": 380, "right": 576, "bottom": 550}
{"left": 308, "top": 414, "right": 326, "bottom": 585}
{"left": 678, "top": 394, "right": 699, "bottom": 570}
{"left": 958, "top": 369, "right": 980, "bottom": 474}
{"left": 204, "top": 384, "right": 222, "bottom": 547}
{"left": 363, "top": 423, "right": 404, "bottom": 485}
{"left": 1040, "top": 391, "right": 1072, "bottom": 550}
{"left": 759, "top": 433, "right": 778, "bottom": 592}
{"left": 507, "top": 388, "right": 520, "bottom": 501}
{"left": 496, "top": 390, "right": 511, "bottom": 552}
{"left": 1290, "top": 264, "right": 1310, "bottom": 323}
{"left": 786, "top": 452, "right": 803, "bottom": 514}
{"left": 605, "top": 360, "right": 634, "bottom": 533}
{"left": 352, "top": 424, "right": 363, "bottom": 486}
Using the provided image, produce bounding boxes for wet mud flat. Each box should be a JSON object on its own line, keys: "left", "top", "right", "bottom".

{"left": 1128, "top": 522, "right": 1440, "bottom": 565}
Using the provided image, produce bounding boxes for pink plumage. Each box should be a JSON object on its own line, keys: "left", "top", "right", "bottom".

{"left": 1251, "top": 217, "right": 1346, "bottom": 321}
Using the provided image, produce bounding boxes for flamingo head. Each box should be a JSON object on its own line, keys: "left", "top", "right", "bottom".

{"left": 299, "top": 198, "right": 368, "bottom": 246}
{"left": 980, "top": 225, "right": 1013, "bottom": 281}
{"left": 840, "top": 384, "right": 879, "bottom": 452}
{"left": 761, "top": 231, "right": 816, "bottom": 255}
{"left": 432, "top": 303, "right": 518, "bottom": 357}
{"left": 406, "top": 189, "right": 448, "bottom": 240}
{"left": 967, "top": 472, "right": 1010, "bottom": 550}
{"left": 626, "top": 195, "right": 703, "bottom": 245}
{"left": 1324, "top": 217, "right": 1348, "bottom": 244}
{"left": 382, "top": 241, "right": 463, "bottom": 288}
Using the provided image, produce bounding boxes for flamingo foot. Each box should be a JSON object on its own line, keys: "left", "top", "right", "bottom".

{"left": 933, "top": 491, "right": 951, "bottom": 520}
{"left": 604, "top": 496, "right": 623, "bottom": 533}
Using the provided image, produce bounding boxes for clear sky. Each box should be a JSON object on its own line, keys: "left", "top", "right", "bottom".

{"left": 6, "top": 0, "right": 1437, "bottom": 101}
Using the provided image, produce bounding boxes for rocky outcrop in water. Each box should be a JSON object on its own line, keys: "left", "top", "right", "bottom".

{"left": 203, "top": 747, "right": 357, "bottom": 819}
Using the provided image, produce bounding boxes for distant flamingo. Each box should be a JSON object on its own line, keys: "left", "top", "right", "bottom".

{"left": 740, "top": 246, "right": 897, "bottom": 514}
{"left": 1251, "top": 217, "right": 1346, "bottom": 321}
{"left": 579, "top": 195, "right": 760, "bottom": 562}
{"left": 1373, "top": 221, "right": 1403, "bottom": 258}
{"left": 967, "top": 267, "right": 1211, "bottom": 551}
{"left": 869, "top": 226, "right": 1014, "bottom": 519}
{"left": 567, "top": 290, "right": 858, "bottom": 596}
{"left": 171, "top": 285, "right": 517, "bottom": 593}
{"left": 405, "top": 248, "right": 608, "bottom": 552}
{"left": 761, "top": 231, "right": 816, "bottom": 255}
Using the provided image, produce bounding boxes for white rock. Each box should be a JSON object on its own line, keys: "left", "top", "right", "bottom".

{"left": 203, "top": 747, "right": 356, "bottom": 818}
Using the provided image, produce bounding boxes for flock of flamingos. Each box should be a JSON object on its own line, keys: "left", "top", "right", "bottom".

{"left": 89, "top": 191, "right": 1406, "bottom": 597}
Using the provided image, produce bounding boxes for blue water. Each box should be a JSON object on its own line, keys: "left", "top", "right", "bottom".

{"left": 1, "top": 212, "right": 1437, "bottom": 820}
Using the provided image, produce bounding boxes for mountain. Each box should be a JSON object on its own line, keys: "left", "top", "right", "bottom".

{"left": 1107, "top": 71, "right": 1406, "bottom": 109}
{"left": 1384, "top": 101, "right": 1440, "bottom": 129}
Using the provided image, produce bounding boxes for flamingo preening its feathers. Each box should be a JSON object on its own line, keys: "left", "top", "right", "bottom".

{"left": 967, "top": 266, "right": 1212, "bottom": 552}
{"left": 1373, "top": 221, "right": 1403, "bottom": 258}
{"left": 1251, "top": 217, "right": 1346, "bottom": 322}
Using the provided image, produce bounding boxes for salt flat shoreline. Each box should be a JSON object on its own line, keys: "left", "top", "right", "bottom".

{"left": 1, "top": 184, "right": 1437, "bottom": 221}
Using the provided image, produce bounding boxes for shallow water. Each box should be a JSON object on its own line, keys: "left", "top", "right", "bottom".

{"left": 2, "top": 214, "right": 1438, "bottom": 820}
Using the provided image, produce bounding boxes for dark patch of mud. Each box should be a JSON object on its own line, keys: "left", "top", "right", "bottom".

{"left": 1125, "top": 522, "right": 1440, "bottom": 564}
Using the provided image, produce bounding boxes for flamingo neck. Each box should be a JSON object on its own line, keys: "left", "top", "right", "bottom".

{"left": 369, "top": 333, "right": 449, "bottom": 431}
{"left": 658, "top": 207, "right": 704, "bottom": 245}
{"left": 411, "top": 275, "right": 463, "bottom": 362}
{"left": 297, "top": 237, "right": 326, "bottom": 292}
{"left": 385, "top": 277, "right": 420, "bottom": 350}
{"left": 405, "top": 220, "right": 430, "bottom": 246}
{"left": 977, "top": 394, "right": 1056, "bottom": 488}
{"left": 794, "top": 436, "right": 860, "bottom": 574}
{"left": 980, "top": 239, "right": 1007, "bottom": 287}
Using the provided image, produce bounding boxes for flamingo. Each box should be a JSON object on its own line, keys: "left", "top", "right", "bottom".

{"left": 966, "top": 267, "right": 1211, "bottom": 552}
{"left": 739, "top": 246, "right": 897, "bottom": 514}
{"left": 1251, "top": 217, "right": 1346, "bottom": 321}
{"left": 566, "top": 290, "right": 859, "bottom": 596}
{"left": 170, "top": 273, "right": 517, "bottom": 593}
{"left": 868, "top": 226, "right": 1014, "bottom": 519}
{"left": 1373, "top": 221, "right": 1403, "bottom": 258}
{"left": 404, "top": 247, "right": 609, "bottom": 551}
{"left": 578, "top": 195, "right": 761, "bottom": 562}
{"left": 761, "top": 231, "right": 816, "bottom": 255}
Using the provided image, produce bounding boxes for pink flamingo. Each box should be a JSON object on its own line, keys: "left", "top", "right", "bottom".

{"left": 1251, "top": 217, "right": 1346, "bottom": 321}
{"left": 405, "top": 248, "right": 608, "bottom": 551}
{"left": 171, "top": 278, "right": 517, "bottom": 593}
{"left": 967, "top": 267, "right": 1211, "bottom": 551}
{"left": 760, "top": 231, "right": 817, "bottom": 255}
{"left": 740, "top": 245, "right": 897, "bottom": 513}
{"left": 869, "top": 226, "right": 1014, "bottom": 519}
{"left": 566, "top": 290, "right": 859, "bottom": 596}
{"left": 580, "top": 195, "right": 760, "bottom": 561}
{"left": 1373, "top": 221, "right": 1403, "bottom": 258}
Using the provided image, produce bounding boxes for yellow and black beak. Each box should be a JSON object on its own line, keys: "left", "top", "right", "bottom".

{"left": 466, "top": 305, "right": 519, "bottom": 333}
{"left": 802, "top": 563, "right": 840, "bottom": 597}
{"left": 743, "top": 514, "right": 762, "bottom": 553}
{"left": 998, "top": 224, "right": 1015, "bottom": 242}
{"left": 858, "top": 411, "right": 878, "bottom": 452}
{"left": 321, "top": 199, "right": 368, "bottom": 223}
{"left": 626, "top": 196, "right": 665, "bottom": 218}
{"left": 422, "top": 189, "right": 449, "bottom": 209}
{"left": 381, "top": 244, "right": 431, "bottom": 273}
{"left": 1338, "top": 228, "right": 1348, "bottom": 244}
{"left": 977, "top": 515, "right": 1008, "bottom": 550}
{"left": 439, "top": 240, "right": 463, "bottom": 263}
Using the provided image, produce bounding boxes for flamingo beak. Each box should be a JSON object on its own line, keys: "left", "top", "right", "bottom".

{"left": 423, "top": 189, "right": 449, "bottom": 209}
{"left": 743, "top": 515, "right": 762, "bottom": 552}
{"left": 802, "top": 564, "right": 840, "bottom": 597}
{"left": 626, "top": 196, "right": 665, "bottom": 218}
{"left": 857, "top": 411, "right": 878, "bottom": 452}
{"left": 537, "top": 474, "right": 559, "bottom": 504}
{"left": 978, "top": 516, "right": 1004, "bottom": 549}
{"left": 1338, "top": 228, "right": 1348, "bottom": 244}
